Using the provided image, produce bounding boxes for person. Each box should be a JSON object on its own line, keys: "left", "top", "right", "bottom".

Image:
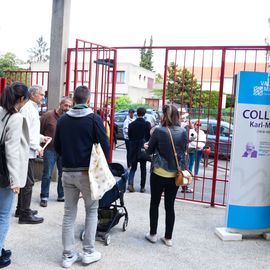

{"left": 128, "top": 107, "right": 150, "bottom": 193}
{"left": 0, "top": 82, "right": 30, "bottom": 268}
{"left": 54, "top": 85, "right": 109, "bottom": 268}
{"left": 242, "top": 142, "right": 257, "bottom": 158}
{"left": 39, "top": 97, "right": 73, "bottom": 207}
{"left": 178, "top": 107, "right": 190, "bottom": 128}
{"left": 178, "top": 107, "right": 194, "bottom": 193}
{"left": 15, "top": 85, "right": 51, "bottom": 224}
{"left": 144, "top": 104, "right": 187, "bottom": 247}
{"left": 123, "top": 108, "right": 135, "bottom": 168}
{"left": 187, "top": 120, "right": 206, "bottom": 176}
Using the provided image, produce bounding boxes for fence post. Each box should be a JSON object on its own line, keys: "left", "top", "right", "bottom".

{"left": 210, "top": 48, "right": 226, "bottom": 207}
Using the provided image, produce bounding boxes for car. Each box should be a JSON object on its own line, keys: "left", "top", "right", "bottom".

{"left": 114, "top": 109, "right": 161, "bottom": 140}
{"left": 191, "top": 119, "right": 233, "bottom": 158}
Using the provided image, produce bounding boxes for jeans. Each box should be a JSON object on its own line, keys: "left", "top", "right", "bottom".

{"left": 124, "top": 139, "right": 130, "bottom": 168}
{"left": 40, "top": 149, "right": 63, "bottom": 200}
{"left": 149, "top": 172, "right": 179, "bottom": 239}
{"left": 0, "top": 187, "right": 15, "bottom": 251}
{"left": 188, "top": 150, "right": 203, "bottom": 176}
{"left": 128, "top": 160, "right": 147, "bottom": 189}
{"left": 62, "top": 171, "right": 98, "bottom": 254}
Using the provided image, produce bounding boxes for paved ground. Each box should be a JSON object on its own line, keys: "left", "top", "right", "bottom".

{"left": 5, "top": 147, "right": 270, "bottom": 269}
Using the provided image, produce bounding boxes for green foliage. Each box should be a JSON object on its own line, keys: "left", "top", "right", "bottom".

{"left": 115, "top": 96, "right": 132, "bottom": 111}
{"left": 0, "top": 53, "right": 22, "bottom": 77}
{"left": 166, "top": 63, "right": 201, "bottom": 107}
{"left": 226, "top": 93, "right": 235, "bottom": 108}
{"left": 139, "top": 36, "right": 154, "bottom": 71}
{"left": 28, "top": 36, "right": 49, "bottom": 63}
{"left": 114, "top": 95, "right": 151, "bottom": 112}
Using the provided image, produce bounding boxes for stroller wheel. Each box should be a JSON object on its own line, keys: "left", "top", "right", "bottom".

{"left": 104, "top": 234, "right": 111, "bottom": 246}
{"left": 122, "top": 217, "right": 128, "bottom": 231}
{"left": 80, "top": 230, "right": 85, "bottom": 241}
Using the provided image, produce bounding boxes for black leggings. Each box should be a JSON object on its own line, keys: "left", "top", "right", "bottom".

{"left": 149, "top": 172, "right": 179, "bottom": 239}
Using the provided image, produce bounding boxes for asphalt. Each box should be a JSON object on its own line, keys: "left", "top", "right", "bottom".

{"left": 6, "top": 148, "right": 270, "bottom": 270}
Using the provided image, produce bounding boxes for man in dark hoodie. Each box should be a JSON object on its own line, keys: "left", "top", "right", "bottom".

{"left": 54, "top": 86, "right": 109, "bottom": 268}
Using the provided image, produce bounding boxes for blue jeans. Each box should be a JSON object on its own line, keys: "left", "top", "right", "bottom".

{"left": 188, "top": 150, "right": 203, "bottom": 176}
{"left": 40, "top": 149, "right": 63, "bottom": 200}
{"left": 0, "top": 187, "right": 15, "bottom": 251}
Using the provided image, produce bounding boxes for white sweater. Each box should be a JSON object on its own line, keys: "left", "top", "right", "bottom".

{"left": 189, "top": 128, "right": 206, "bottom": 150}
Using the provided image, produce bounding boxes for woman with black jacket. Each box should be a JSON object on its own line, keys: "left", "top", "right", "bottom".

{"left": 145, "top": 104, "right": 188, "bottom": 247}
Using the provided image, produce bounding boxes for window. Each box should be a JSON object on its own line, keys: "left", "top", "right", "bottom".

{"left": 109, "top": 71, "right": 125, "bottom": 83}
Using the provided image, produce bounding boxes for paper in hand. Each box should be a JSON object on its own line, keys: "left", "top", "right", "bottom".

{"left": 42, "top": 138, "right": 52, "bottom": 150}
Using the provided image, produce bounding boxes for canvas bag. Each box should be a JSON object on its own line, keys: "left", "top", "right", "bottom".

{"left": 88, "top": 114, "right": 116, "bottom": 200}
{"left": 0, "top": 114, "right": 11, "bottom": 188}
{"left": 167, "top": 127, "right": 193, "bottom": 186}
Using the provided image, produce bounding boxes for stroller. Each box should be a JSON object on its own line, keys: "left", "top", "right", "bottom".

{"left": 80, "top": 163, "right": 129, "bottom": 245}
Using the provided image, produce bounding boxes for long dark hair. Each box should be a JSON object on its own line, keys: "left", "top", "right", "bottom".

{"left": 161, "top": 104, "right": 180, "bottom": 127}
{"left": 0, "top": 82, "right": 29, "bottom": 114}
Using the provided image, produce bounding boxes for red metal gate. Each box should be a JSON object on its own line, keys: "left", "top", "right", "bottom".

{"left": 114, "top": 45, "right": 270, "bottom": 206}
{"left": 65, "top": 39, "right": 117, "bottom": 162}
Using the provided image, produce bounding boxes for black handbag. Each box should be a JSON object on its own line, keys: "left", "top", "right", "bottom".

{"left": 137, "top": 148, "right": 152, "bottom": 162}
{"left": 0, "top": 113, "right": 11, "bottom": 188}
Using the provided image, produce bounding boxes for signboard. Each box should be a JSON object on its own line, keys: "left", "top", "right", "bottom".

{"left": 226, "top": 71, "right": 270, "bottom": 231}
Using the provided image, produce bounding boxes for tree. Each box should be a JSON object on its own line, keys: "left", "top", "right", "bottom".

{"left": 139, "top": 36, "right": 154, "bottom": 71}
{"left": 0, "top": 52, "right": 23, "bottom": 77}
{"left": 166, "top": 63, "right": 201, "bottom": 108}
{"left": 115, "top": 96, "right": 132, "bottom": 111}
{"left": 28, "top": 36, "right": 49, "bottom": 63}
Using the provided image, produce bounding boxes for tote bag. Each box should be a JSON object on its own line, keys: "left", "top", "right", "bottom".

{"left": 88, "top": 143, "right": 116, "bottom": 200}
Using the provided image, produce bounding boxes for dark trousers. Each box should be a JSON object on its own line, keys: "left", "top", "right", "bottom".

{"left": 149, "top": 172, "right": 179, "bottom": 239}
{"left": 16, "top": 159, "right": 35, "bottom": 216}
{"left": 124, "top": 139, "right": 130, "bottom": 168}
{"left": 128, "top": 160, "right": 146, "bottom": 188}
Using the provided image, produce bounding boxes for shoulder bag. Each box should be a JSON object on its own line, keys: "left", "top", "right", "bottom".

{"left": 0, "top": 113, "right": 12, "bottom": 188}
{"left": 167, "top": 127, "right": 193, "bottom": 187}
{"left": 88, "top": 114, "right": 116, "bottom": 200}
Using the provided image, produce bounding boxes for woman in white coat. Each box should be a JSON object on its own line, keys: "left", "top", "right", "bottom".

{"left": 0, "top": 82, "right": 29, "bottom": 269}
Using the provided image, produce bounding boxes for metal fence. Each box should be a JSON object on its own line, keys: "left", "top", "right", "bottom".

{"left": 2, "top": 44, "right": 270, "bottom": 206}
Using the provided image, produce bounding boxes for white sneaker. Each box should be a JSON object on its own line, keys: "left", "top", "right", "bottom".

{"left": 82, "top": 251, "right": 101, "bottom": 265}
{"left": 62, "top": 252, "right": 81, "bottom": 268}
{"left": 161, "top": 237, "right": 173, "bottom": 247}
{"left": 145, "top": 232, "right": 157, "bottom": 243}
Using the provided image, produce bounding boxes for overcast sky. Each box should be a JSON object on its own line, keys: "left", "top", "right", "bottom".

{"left": 0, "top": 0, "right": 269, "bottom": 69}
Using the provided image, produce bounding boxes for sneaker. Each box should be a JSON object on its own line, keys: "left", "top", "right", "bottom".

{"left": 82, "top": 251, "right": 101, "bottom": 265}
{"left": 40, "top": 200, "right": 48, "bottom": 207}
{"left": 62, "top": 252, "right": 81, "bottom": 268}
{"left": 180, "top": 188, "right": 193, "bottom": 193}
{"left": 145, "top": 233, "right": 157, "bottom": 243}
{"left": 128, "top": 185, "right": 135, "bottom": 192}
{"left": 57, "top": 197, "right": 65, "bottom": 202}
{"left": 161, "top": 237, "right": 172, "bottom": 247}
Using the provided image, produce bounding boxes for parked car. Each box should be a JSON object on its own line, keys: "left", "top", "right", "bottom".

{"left": 114, "top": 109, "right": 161, "bottom": 140}
{"left": 191, "top": 119, "right": 233, "bottom": 158}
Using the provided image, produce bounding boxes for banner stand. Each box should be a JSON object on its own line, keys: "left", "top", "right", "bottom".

{"left": 215, "top": 227, "right": 270, "bottom": 241}
{"left": 215, "top": 71, "right": 270, "bottom": 241}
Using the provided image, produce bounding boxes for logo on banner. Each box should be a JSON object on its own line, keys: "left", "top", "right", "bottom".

{"left": 253, "top": 74, "right": 270, "bottom": 96}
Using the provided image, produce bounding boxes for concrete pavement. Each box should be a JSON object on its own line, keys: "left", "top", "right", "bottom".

{"left": 7, "top": 186, "right": 270, "bottom": 269}
{"left": 5, "top": 147, "right": 270, "bottom": 269}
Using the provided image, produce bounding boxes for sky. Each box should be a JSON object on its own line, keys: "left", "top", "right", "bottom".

{"left": 0, "top": 0, "right": 269, "bottom": 71}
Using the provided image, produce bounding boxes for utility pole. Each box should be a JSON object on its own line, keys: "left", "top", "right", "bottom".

{"left": 48, "top": 0, "right": 71, "bottom": 109}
